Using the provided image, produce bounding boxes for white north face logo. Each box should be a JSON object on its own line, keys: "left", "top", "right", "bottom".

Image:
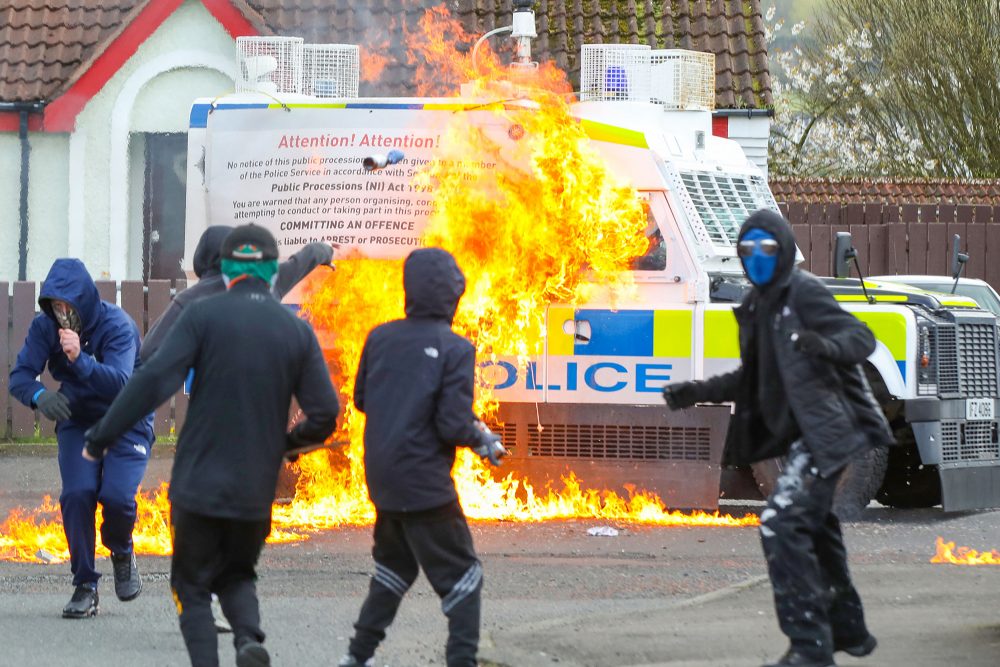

{"left": 133, "top": 443, "right": 147, "bottom": 455}
{"left": 424, "top": 347, "right": 439, "bottom": 358}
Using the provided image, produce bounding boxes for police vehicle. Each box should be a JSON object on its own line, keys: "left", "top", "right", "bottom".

{"left": 183, "top": 6, "right": 1000, "bottom": 516}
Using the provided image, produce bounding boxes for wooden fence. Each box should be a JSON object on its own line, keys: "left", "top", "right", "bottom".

{"left": 1, "top": 280, "right": 187, "bottom": 440}
{"left": 778, "top": 202, "right": 1000, "bottom": 289}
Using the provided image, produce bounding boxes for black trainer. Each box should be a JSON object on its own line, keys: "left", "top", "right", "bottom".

{"left": 62, "top": 585, "right": 99, "bottom": 618}
{"left": 762, "top": 649, "right": 836, "bottom": 667}
{"left": 235, "top": 639, "right": 270, "bottom": 667}
{"left": 110, "top": 551, "right": 142, "bottom": 601}
{"left": 835, "top": 633, "right": 877, "bottom": 657}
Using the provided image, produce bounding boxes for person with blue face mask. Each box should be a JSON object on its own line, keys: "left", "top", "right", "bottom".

{"left": 662, "top": 209, "right": 894, "bottom": 667}
{"left": 738, "top": 227, "right": 781, "bottom": 286}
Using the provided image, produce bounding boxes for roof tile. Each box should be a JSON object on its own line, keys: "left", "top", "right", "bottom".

{"left": 0, "top": 0, "right": 771, "bottom": 107}
{"left": 0, "top": 0, "right": 144, "bottom": 103}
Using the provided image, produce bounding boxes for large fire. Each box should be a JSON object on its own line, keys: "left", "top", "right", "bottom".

{"left": 931, "top": 537, "right": 1000, "bottom": 565}
{"left": 0, "top": 6, "right": 757, "bottom": 564}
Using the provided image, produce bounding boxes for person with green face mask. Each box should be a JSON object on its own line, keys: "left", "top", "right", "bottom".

{"left": 84, "top": 225, "right": 341, "bottom": 667}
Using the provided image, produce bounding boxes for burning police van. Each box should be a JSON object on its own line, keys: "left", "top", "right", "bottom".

{"left": 184, "top": 21, "right": 1000, "bottom": 516}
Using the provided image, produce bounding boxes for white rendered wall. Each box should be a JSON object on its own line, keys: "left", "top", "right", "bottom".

{"left": 0, "top": 135, "right": 21, "bottom": 280}
{"left": 26, "top": 134, "right": 71, "bottom": 278}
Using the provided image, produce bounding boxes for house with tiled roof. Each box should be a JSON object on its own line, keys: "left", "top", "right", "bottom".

{"left": 0, "top": 0, "right": 772, "bottom": 281}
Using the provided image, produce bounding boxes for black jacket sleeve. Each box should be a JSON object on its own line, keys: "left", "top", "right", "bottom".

{"left": 353, "top": 340, "right": 368, "bottom": 414}
{"left": 433, "top": 342, "right": 481, "bottom": 446}
{"left": 289, "top": 329, "right": 340, "bottom": 445}
{"left": 695, "top": 368, "right": 742, "bottom": 403}
{"left": 699, "top": 368, "right": 743, "bottom": 403}
{"left": 273, "top": 243, "right": 334, "bottom": 300}
{"left": 795, "top": 278, "right": 876, "bottom": 365}
{"left": 86, "top": 308, "right": 200, "bottom": 456}
{"left": 140, "top": 300, "right": 183, "bottom": 362}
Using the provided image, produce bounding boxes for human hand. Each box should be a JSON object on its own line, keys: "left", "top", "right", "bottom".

{"left": 662, "top": 382, "right": 700, "bottom": 410}
{"left": 323, "top": 243, "right": 340, "bottom": 269}
{"left": 82, "top": 427, "right": 103, "bottom": 461}
{"left": 792, "top": 330, "right": 836, "bottom": 359}
{"left": 36, "top": 390, "right": 71, "bottom": 421}
{"left": 59, "top": 328, "right": 81, "bottom": 363}
{"left": 472, "top": 422, "right": 507, "bottom": 466}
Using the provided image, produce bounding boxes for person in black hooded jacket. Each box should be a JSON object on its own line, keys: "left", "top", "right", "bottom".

{"left": 338, "top": 248, "right": 506, "bottom": 667}
{"left": 84, "top": 225, "right": 340, "bottom": 667}
{"left": 140, "top": 225, "right": 335, "bottom": 361}
{"left": 663, "top": 209, "right": 893, "bottom": 667}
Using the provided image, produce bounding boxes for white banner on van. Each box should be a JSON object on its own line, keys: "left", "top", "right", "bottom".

{"left": 204, "top": 106, "right": 504, "bottom": 259}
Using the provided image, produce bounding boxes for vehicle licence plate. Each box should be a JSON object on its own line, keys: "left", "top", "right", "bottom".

{"left": 966, "top": 398, "right": 995, "bottom": 421}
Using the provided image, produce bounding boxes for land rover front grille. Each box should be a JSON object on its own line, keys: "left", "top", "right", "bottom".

{"left": 941, "top": 420, "right": 1000, "bottom": 462}
{"left": 936, "top": 326, "right": 960, "bottom": 394}
{"left": 959, "top": 323, "right": 1000, "bottom": 397}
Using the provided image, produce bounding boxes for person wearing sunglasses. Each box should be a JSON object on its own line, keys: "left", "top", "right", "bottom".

{"left": 662, "top": 209, "right": 893, "bottom": 667}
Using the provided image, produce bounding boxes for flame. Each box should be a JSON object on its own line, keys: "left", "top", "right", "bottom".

{"left": 361, "top": 39, "right": 391, "bottom": 84}
{"left": 931, "top": 536, "right": 1000, "bottom": 565}
{"left": 0, "top": 5, "right": 757, "bottom": 564}
{"left": 273, "top": 6, "right": 756, "bottom": 533}
{"left": 0, "top": 483, "right": 305, "bottom": 563}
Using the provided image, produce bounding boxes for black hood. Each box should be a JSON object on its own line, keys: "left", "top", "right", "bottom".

{"left": 193, "top": 225, "right": 234, "bottom": 278}
{"left": 403, "top": 248, "right": 466, "bottom": 322}
{"left": 738, "top": 209, "right": 798, "bottom": 291}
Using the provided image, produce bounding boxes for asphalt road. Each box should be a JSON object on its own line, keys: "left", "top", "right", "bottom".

{"left": 1, "top": 447, "right": 999, "bottom": 666}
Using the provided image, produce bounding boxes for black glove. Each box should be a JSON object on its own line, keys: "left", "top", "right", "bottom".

{"left": 314, "top": 242, "right": 336, "bottom": 269}
{"left": 35, "top": 390, "right": 71, "bottom": 421}
{"left": 793, "top": 330, "right": 837, "bottom": 359}
{"left": 662, "top": 381, "right": 700, "bottom": 410}
{"left": 472, "top": 424, "right": 507, "bottom": 466}
{"left": 83, "top": 427, "right": 106, "bottom": 460}
{"left": 285, "top": 425, "right": 317, "bottom": 463}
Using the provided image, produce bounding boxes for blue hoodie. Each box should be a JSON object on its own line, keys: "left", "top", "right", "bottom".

{"left": 9, "top": 259, "right": 153, "bottom": 436}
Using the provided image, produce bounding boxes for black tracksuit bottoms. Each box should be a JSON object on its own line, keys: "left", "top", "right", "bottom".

{"left": 170, "top": 506, "right": 271, "bottom": 667}
{"left": 349, "top": 500, "right": 483, "bottom": 667}
{"left": 759, "top": 441, "right": 871, "bottom": 661}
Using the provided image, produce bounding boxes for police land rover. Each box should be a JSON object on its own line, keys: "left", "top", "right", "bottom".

{"left": 183, "top": 5, "right": 1000, "bottom": 517}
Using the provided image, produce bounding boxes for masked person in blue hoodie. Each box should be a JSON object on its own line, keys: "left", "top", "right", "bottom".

{"left": 663, "top": 210, "right": 893, "bottom": 667}
{"left": 9, "top": 258, "right": 154, "bottom": 619}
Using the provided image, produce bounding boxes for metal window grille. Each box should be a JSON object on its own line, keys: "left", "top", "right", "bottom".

{"left": 580, "top": 44, "right": 652, "bottom": 103}
{"left": 650, "top": 50, "right": 715, "bottom": 110}
{"left": 302, "top": 44, "right": 360, "bottom": 98}
{"left": 236, "top": 36, "right": 304, "bottom": 95}
{"left": 676, "top": 171, "right": 779, "bottom": 246}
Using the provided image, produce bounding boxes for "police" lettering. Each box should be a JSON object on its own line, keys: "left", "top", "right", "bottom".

{"left": 479, "top": 360, "right": 673, "bottom": 394}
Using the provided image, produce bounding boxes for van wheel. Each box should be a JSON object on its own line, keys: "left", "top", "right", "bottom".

{"left": 751, "top": 446, "right": 889, "bottom": 521}
{"left": 875, "top": 425, "right": 941, "bottom": 508}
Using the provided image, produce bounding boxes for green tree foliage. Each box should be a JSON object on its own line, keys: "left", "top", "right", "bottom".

{"left": 770, "top": 0, "right": 1000, "bottom": 178}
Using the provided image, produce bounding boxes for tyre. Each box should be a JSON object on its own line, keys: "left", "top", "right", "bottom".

{"left": 875, "top": 424, "right": 941, "bottom": 509}
{"left": 751, "top": 446, "right": 889, "bottom": 521}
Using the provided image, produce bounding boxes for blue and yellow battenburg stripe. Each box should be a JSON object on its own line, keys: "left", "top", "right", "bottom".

{"left": 547, "top": 307, "right": 693, "bottom": 357}
{"left": 547, "top": 306, "right": 907, "bottom": 381}
{"left": 189, "top": 102, "right": 648, "bottom": 148}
